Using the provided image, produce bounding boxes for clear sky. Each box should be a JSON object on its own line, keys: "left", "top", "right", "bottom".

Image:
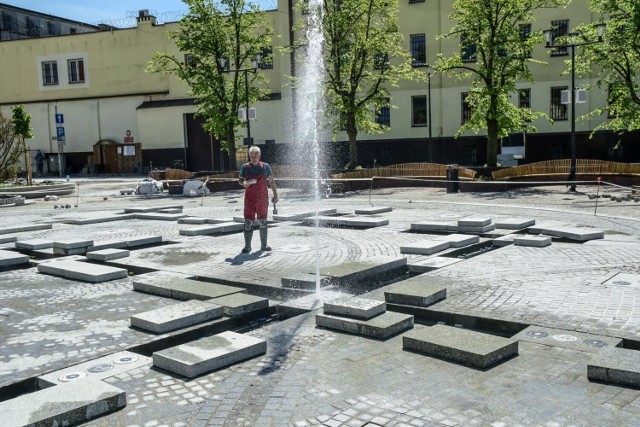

{"left": 2, "top": 1, "right": 188, "bottom": 25}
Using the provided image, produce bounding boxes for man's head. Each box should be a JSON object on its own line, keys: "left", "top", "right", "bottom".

{"left": 248, "top": 146, "right": 261, "bottom": 164}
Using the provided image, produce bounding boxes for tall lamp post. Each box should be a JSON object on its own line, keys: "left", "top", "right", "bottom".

{"left": 543, "top": 23, "right": 605, "bottom": 191}
{"left": 426, "top": 64, "right": 433, "bottom": 162}
{"left": 219, "top": 54, "right": 262, "bottom": 159}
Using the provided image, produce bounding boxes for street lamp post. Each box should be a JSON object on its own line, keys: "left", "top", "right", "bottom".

{"left": 219, "top": 54, "right": 262, "bottom": 159}
{"left": 543, "top": 23, "right": 605, "bottom": 191}
{"left": 426, "top": 64, "right": 433, "bottom": 162}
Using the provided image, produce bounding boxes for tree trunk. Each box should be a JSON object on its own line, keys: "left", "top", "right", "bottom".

{"left": 486, "top": 118, "right": 499, "bottom": 167}
{"left": 346, "top": 115, "right": 358, "bottom": 169}
{"left": 227, "top": 129, "right": 237, "bottom": 171}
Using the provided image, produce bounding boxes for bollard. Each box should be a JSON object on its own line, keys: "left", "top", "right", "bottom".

{"left": 446, "top": 165, "right": 459, "bottom": 193}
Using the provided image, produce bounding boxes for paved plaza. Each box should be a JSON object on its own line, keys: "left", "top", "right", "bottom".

{"left": 0, "top": 178, "right": 639, "bottom": 426}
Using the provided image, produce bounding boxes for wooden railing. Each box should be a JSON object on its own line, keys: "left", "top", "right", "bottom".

{"left": 492, "top": 159, "right": 640, "bottom": 180}
{"left": 331, "top": 163, "right": 477, "bottom": 180}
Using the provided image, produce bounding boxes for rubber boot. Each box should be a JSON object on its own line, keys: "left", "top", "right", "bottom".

{"left": 259, "top": 220, "right": 271, "bottom": 251}
{"left": 242, "top": 220, "right": 253, "bottom": 253}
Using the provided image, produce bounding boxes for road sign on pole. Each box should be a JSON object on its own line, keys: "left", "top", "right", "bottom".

{"left": 57, "top": 127, "right": 65, "bottom": 138}
{"left": 55, "top": 114, "right": 64, "bottom": 124}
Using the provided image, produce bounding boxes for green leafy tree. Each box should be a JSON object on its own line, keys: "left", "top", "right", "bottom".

{"left": 12, "top": 105, "right": 34, "bottom": 184}
{"left": 319, "top": 0, "right": 420, "bottom": 169}
{"left": 148, "top": 0, "right": 272, "bottom": 170}
{"left": 436, "top": 0, "right": 569, "bottom": 167}
{"left": 574, "top": 0, "right": 640, "bottom": 135}
{"left": 0, "top": 112, "right": 21, "bottom": 181}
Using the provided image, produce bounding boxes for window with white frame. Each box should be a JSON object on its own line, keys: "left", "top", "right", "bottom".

{"left": 42, "top": 61, "right": 59, "bottom": 85}
{"left": 67, "top": 58, "right": 85, "bottom": 83}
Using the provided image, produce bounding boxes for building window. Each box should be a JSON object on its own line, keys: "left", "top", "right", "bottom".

{"left": 67, "top": 58, "right": 85, "bottom": 83}
{"left": 42, "top": 61, "right": 59, "bottom": 85}
{"left": 374, "top": 52, "right": 389, "bottom": 70}
{"left": 550, "top": 86, "right": 568, "bottom": 120}
{"left": 463, "top": 146, "right": 477, "bottom": 165}
{"left": 518, "top": 88, "right": 531, "bottom": 109}
{"left": 184, "top": 54, "right": 197, "bottom": 67}
{"left": 461, "top": 92, "right": 472, "bottom": 124}
{"left": 411, "top": 95, "right": 427, "bottom": 127}
{"left": 519, "top": 23, "right": 532, "bottom": 57}
{"left": 552, "top": 143, "right": 565, "bottom": 160}
{"left": 260, "top": 46, "right": 273, "bottom": 69}
{"left": 375, "top": 98, "right": 390, "bottom": 127}
{"left": 550, "top": 19, "right": 569, "bottom": 56}
{"left": 461, "top": 33, "right": 477, "bottom": 63}
{"left": 410, "top": 34, "right": 426, "bottom": 67}
{"left": 608, "top": 142, "right": 624, "bottom": 159}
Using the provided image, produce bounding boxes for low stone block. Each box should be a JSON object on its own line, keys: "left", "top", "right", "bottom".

{"left": 124, "top": 205, "right": 183, "bottom": 213}
{"left": 133, "top": 276, "right": 245, "bottom": 300}
{"left": 179, "top": 222, "right": 244, "bottom": 236}
{"left": 588, "top": 347, "right": 640, "bottom": 388}
{"left": 492, "top": 235, "right": 516, "bottom": 247}
{"left": 131, "top": 300, "right": 224, "bottom": 333}
{"left": 153, "top": 331, "right": 266, "bottom": 378}
{"left": 384, "top": 279, "right": 446, "bottom": 307}
{"left": 126, "top": 235, "right": 163, "bottom": 247}
{"left": 38, "top": 260, "right": 128, "bottom": 282}
{"left": 323, "top": 296, "right": 386, "bottom": 320}
{"left": 273, "top": 209, "right": 337, "bottom": 221}
{"left": 410, "top": 221, "right": 457, "bottom": 233}
{"left": 534, "top": 226, "right": 604, "bottom": 242}
{"left": 457, "top": 224, "right": 496, "bottom": 233}
{"left": 53, "top": 247, "right": 88, "bottom": 256}
{"left": 407, "top": 257, "right": 463, "bottom": 273}
{"left": 302, "top": 216, "right": 389, "bottom": 228}
{"left": 281, "top": 272, "right": 332, "bottom": 290}
{"left": 457, "top": 217, "right": 492, "bottom": 227}
{"left": 318, "top": 257, "right": 407, "bottom": 286}
{"left": 494, "top": 218, "right": 536, "bottom": 230}
{"left": 0, "top": 235, "right": 17, "bottom": 244}
{"left": 354, "top": 206, "right": 393, "bottom": 214}
{"left": 0, "top": 223, "right": 51, "bottom": 235}
{"left": 316, "top": 311, "right": 414, "bottom": 340}
{"left": 0, "top": 249, "right": 29, "bottom": 267}
{"left": 434, "top": 233, "right": 480, "bottom": 248}
{"left": 87, "top": 240, "right": 128, "bottom": 252}
{"left": 513, "top": 235, "right": 551, "bottom": 247}
{"left": 53, "top": 239, "right": 94, "bottom": 250}
{"left": 178, "top": 217, "right": 208, "bottom": 224}
{"left": 400, "top": 240, "right": 451, "bottom": 255}
{"left": 210, "top": 293, "right": 269, "bottom": 317}
{"left": 86, "top": 248, "right": 130, "bottom": 261}
{"left": 63, "top": 213, "right": 136, "bottom": 225}
{"left": 403, "top": 324, "right": 518, "bottom": 369}
{"left": 15, "top": 238, "right": 53, "bottom": 250}
{"left": 0, "top": 379, "right": 126, "bottom": 427}
{"left": 135, "top": 212, "right": 189, "bottom": 221}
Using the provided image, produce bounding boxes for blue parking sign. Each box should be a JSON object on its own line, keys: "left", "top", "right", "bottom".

{"left": 57, "top": 127, "right": 65, "bottom": 137}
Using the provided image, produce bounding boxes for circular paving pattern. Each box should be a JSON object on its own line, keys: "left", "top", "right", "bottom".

{"left": 113, "top": 355, "right": 138, "bottom": 364}
{"left": 525, "top": 331, "right": 549, "bottom": 339}
{"left": 58, "top": 371, "right": 86, "bottom": 382}
{"left": 552, "top": 334, "right": 578, "bottom": 342}
{"left": 583, "top": 339, "right": 608, "bottom": 348}
{"left": 87, "top": 363, "right": 114, "bottom": 373}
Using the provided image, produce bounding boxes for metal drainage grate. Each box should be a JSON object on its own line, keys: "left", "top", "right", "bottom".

{"left": 583, "top": 339, "right": 608, "bottom": 348}
{"left": 525, "top": 331, "right": 549, "bottom": 339}
{"left": 552, "top": 334, "right": 578, "bottom": 342}
{"left": 87, "top": 363, "right": 114, "bottom": 373}
{"left": 113, "top": 355, "right": 138, "bottom": 365}
{"left": 58, "top": 372, "right": 86, "bottom": 382}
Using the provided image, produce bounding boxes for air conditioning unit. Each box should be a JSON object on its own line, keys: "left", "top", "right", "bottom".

{"left": 575, "top": 89, "right": 587, "bottom": 104}
{"left": 237, "top": 108, "right": 257, "bottom": 120}
{"left": 560, "top": 90, "right": 570, "bottom": 104}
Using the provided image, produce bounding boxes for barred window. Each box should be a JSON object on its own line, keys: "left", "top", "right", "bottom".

{"left": 461, "top": 34, "right": 477, "bottom": 63}
{"left": 550, "top": 86, "right": 568, "bottom": 120}
{"left": 410, "top": 34, "right": 426, "bottom": 67}
{"left": 42, "top": 61, "right": 58, "bottom": 85}
{"left": 550, "top": 20, "right": 569, "bottom": 56}
{"left": 463, "top": 146, "right": 477, "bottom": 165}
{"left": 375, "top": 98, "right": 390, "bottom": 127}
{"left": 67, "top": 58, "right": 85, "bottom": 83}
{"left": 184, "top": 54, "right": 197, "bottom": 67}
{"left": 260, "top": 46, "right": 273, "bottom": 69}
{"left": 461, "top": 92, "right": 472, "bottom": 124}
{"left": 2, "top": 12, "right": 18, "bottom": 32}
{"left": 552, "top": 143, "right": 565, "bottom": 160}
{"left": 411, "top": 95, "right": 427, "bottom": 127}
{"left": 374, "top": 52, "right": 389, "bottom": 70}
{"left": 518, "top": 88, "right": 531, "bottom": 109}
{"left": 519, "top": 23, "right": 532, "bottom": 58}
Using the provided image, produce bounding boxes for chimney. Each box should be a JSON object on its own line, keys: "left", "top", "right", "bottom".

{"left": 136, "top": 9, "right": 157, "bottom": 26}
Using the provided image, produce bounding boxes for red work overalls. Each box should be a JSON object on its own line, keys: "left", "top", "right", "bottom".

{"left": 243, "top": 162, "right": 269, "bottom": 220}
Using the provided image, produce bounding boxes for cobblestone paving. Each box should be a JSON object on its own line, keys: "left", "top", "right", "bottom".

{"left": 1, "top": 179, "right": 639, "bottom": 426}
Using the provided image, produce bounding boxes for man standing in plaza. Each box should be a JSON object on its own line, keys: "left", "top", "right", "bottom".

{"left": 239, "top": 146, "right": 278, "bottom": 253}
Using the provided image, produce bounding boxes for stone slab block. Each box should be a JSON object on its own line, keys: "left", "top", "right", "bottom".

{"left": 53, "top": 239, "right": 94, "bottom": 250}
{"left": 434, "top": 233, "right": 480, "bottom": 248}
{"left": 302, "top": 216, "right": 389, "bottom": 228}
{"left": 513, "top": 235, "right": 551, "bottom": 247}
{"left": 38, "top": 260, "right": 128, "bottom": 282}
{"left": 87, "top": 240, "right": 128, "bottom": 252}
{"left": 400, "top": 240, "right": 451, "bottom": 255}
{"left": 131, "top": 299, "right": 224, "bottom": 333}
{"left": 124, "top": 205, "right": 183, "bottom": 213}
{"left": 0, "top": 379, "right": 126, "bottom": 427}
{"left": 354, "top": 206, "right": 393, "bottom": 214}
{"left": 210, "top": 293, "right": 269, "bottom": 317}
{"left": 135, "top": 212, "right": 189, "bottom": 221}
{"left": 323, "top": 296, "right": 386, "bottom": 320}
{"left": 178, "top": 217, "right": 208, "bottom": 224}
{"left": 492, "top": 235, "right": 516, "bottom": 247}
{"left": 15, "top": 238, "right": 53, "bottom": 250}
{"left": 407, "top": 257, "right": 463, "bottom": 273}
{"left": 457, "top": 224, "right": 496, "bottom": 233}
{"left": 63, "top": 213, "right": 136, "bottom": 225}
{"left": 86, "top": 248, "right": 130, "bottom": 261}
{"left": 588, "top": 347, "right": 640, "bottom": 388}
{"left": 0, "top": 235, "right": 17, "bottom": 244}
{"left": 494, "top": 218, "right": 536, "bottom": 230}
{"left": 38, "top": 351, "right": 152, "bottom": 387}
{"left": 0, "top": 223, "right": 51, "bottom": 235}
{"left": 157, "top": 208, "right": 183, "bottom": 214}
{"left": 179, "top": 222, "right": 244, "bottom": 236}
{"left": 318, "top": 257, "right": 407, "bottom": 285}
{"left": 281, "top": 272, "right": 331, "bottom": 290}
{"left": 457, "top": 217, "right": 492, "bottom": 227}
{"left": 53, "top": 247, "right": 88, "bottom": 256}
{"left": 384, "top": 279, "right": 446, "bottom": 307}
{"left": 126, "top": 235, "right": 163, "bottom": 247}
{"left": 410, "top": 221, "right": 457, "bottom": 233}
{"left": 133, "top": 276, "right": 245, "bottom": 300}
{"left": 403, "top": 324, "right": 518, "bottom": 369}
{"left": 533, "top": 226, "right": 604, "bottom": 242}
{"left": 273, "top": 209, "right": 337, "bottom": 221}
{"left": 512, "top": 326, "right": 622, "bottom": 353}
{"left": 153, "top": 331, "right": 266, "bottom": 378}
{"left": 316, "top": 311, "right": 414, "bottom": 340}
{"left": 0, "top": 249, "right": 29, "bottom": 267}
